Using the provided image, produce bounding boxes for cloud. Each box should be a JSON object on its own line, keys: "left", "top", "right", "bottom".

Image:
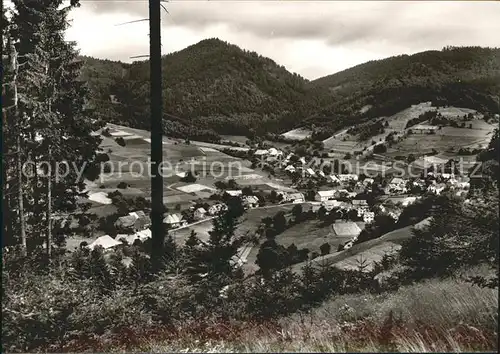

{"left": 70, "top": 0, "right": 500, "bottom": 79}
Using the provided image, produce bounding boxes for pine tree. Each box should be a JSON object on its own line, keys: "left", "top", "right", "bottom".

{"left": 184, "top": 211, "right": 243, "bottom": 284}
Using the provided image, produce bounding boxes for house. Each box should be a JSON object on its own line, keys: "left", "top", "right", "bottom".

{"left": 268, "top": 148, "right": 283, "bottom": 157}
{"left": 322, "top": 199, "right": 342, "bottom": 211}
{"left": 284, "top": 165, "right": 296, "bottom": 173}
{"left": 352, "top": 199, "right": 368, "bottom": 207}
{"left": 318, "top": 170, "right": 326, "bottom": 178}
{"left": 440, "top": 173, "right": 455, "bottom": 180}
{"left": 254, "top": 149, "right": 269, "bottom": 156}
{"left": 385, "top": 177, "right": 407, "bottom": 194}
{"left": 243, "top": 195, "right": 260, "bottom": 208}
{"left": 117, "top": 229, "right": 152, "bottom": 245}
{"left": 305, "top": 168, "right": 316, "bottom": 177}
{"left": 363, "top": 178, "right": 374, "bottom": 186}
{"left": 288, "top": 192, "right": 305, "bottom": 203}
{"left": 176, "top": 171, "right": 188, "bottom": 178}
{"left": 363, "top": 212, "right": 375, "bottom": 223}
{"left": 284, "top": 153, "right": 294, "bottom": 162}
{"left": 115, "top": 211, "right": 150, "bottom": 233}
{"left": 87, "top": 235, "right": 122, "bottom": 251}
{"left": 401, "top": 196, "right": 418, "bottom": 207}
{"left": 315, "top": 190, "right": 336, "bottom": 202}
{"left": 411, "top": 124, "right": 439, "bottom": 134}
{"left": 352, "top": 199, "right": 369, "bottom": 217}
{"left": 344, "top": 191, "right": 358, "bottom": 199}
{"left": 332, "top": 221, "right": 362, "bottom": 238}
{"left": 208, "top": 203, "right": 228, "bottom": 215}
{"left": 338, "top": 174, "right": 359, "bottom": 182}
{"left": 225, "top": 190, "right": 242, "bottom": 197}
{"left": 163, "top": 213, "right": 187, "bottom": 228}
{"left": 299, "top": 157, "right": 307, "bottom": 165}
{"left": 428, "top": 183, "right": 446, "bottom": 195}
{"left": 194, "top": 207, "right": 207, "bottom": 220}
{"left": 329, "top": 175, "right": 341, "bottom": 184}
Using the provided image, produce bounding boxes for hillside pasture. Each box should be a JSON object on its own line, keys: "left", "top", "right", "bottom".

{"left": 291, "top": 217, "right": 431, "bottom": 273}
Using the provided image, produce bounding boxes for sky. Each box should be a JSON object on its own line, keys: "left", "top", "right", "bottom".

{"left": 57, "top": 1, "right": 500, "bottom": 80}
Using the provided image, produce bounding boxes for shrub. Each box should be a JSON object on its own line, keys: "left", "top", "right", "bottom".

{"left": 117, "top": 182, "right": 128, "bottom": 189}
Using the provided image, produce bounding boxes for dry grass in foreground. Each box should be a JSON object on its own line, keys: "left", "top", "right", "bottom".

{"left": 61, "top": 278, "right": 497, "bottom": 353}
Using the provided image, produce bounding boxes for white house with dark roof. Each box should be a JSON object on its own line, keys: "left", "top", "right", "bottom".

{"left": 315, "top": 190, "right": 336, "bottom": 202}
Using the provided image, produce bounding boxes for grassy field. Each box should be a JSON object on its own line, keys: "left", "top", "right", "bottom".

{"left": 291, "top": 218, "right": 431, "bottom": 274}
{"left": 93, "top": 277, "right": 497, "bottom": 352}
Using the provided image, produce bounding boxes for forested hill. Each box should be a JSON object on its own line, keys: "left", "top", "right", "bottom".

{"left": 80, "top": 38, "right": 323, "bottom": 141}
{"left": 80, "top": 43, "right": 500, "bottom": 141}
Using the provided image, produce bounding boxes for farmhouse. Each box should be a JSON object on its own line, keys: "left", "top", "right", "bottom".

{"left": 194, "top": 207, "right": 207, "bottom": 221}
{"left": 401, "top": 196, "right": 418, "bottom": 207}
{"left": 243, "top": 195, "right": 260, "bottom": 209}
{"left": 315, "top": 190, "right": 336, "bottom": 202}
{"left": 284, "top": 165, "right": 296, "bottom": 173}
{"left": 363, "top": 178, "right": 375, "bottom": 186}
{"left": 428, "top": 183, "right": 446, "bottom": 195}
{"left": 352, "top": 199, "right": 369, "bottom": 216}
{"left": 289, "top": 192, "right": 306, "bottom": 203}
{"left": 411, "top": 124, "right": 439, "bottom": 134}
{"left": 163, "top": 213, "right": 187, "bottom": 228}
{"left": 117, "top": 229, "right": 152, "bottom": 245}
{"left": 322, "top": 199, "right": 342, "bottom": 211}
{"left": 385, "top": 177, "right": 407, "bottom": 194}
{"left": 338, "top": 174, "right": 359, "bottom": 182}
{"left": 305, "top": 168, "right": 316, "bottom": 177}
{"left": 329, "top": 175, "right": 341, "bottom": 184}
{"left": 88, "top": 192, "right": 112, "bottom": 205}
{"left": 254, "top": 149, "right": 268, "bottom": 156}
{"left": 284, "top": 153, "right": 294, "bottom": 162}
{"left": 87, "top": 235, "right": 122, "bottom": 251}
{"left": 115, "top": 211, "right": 150, "bottom": 233}
{"left": 332, "top": 221, "right": 362, "bottom": 238}
{"left": 268, "top": 148, "right": 283, "bottom": 157}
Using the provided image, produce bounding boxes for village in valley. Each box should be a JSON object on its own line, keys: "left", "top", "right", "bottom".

{"left": 3, "top": 0, "right": 499, "bottom": 350}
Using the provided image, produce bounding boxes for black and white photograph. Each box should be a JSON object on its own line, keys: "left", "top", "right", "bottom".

{"left": 1, "top": 0, "right": 499, "bottom": 352}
